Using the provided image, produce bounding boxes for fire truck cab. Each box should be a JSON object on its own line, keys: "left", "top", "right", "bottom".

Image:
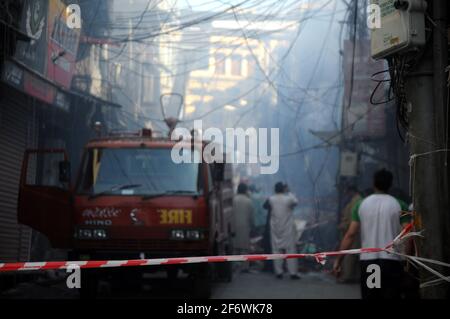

{"left": 17, "top": 128, "right": 234, "bottom": 298}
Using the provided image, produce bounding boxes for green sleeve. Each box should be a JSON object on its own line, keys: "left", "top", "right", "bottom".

{"left": 351, "top": 199, "right": 363, "bottom": 222}
{"left": 395, "top": 198, "right": 412, "bottom": 224}
{"left": 396, "top": 198, "right": 409, "bottom": 211}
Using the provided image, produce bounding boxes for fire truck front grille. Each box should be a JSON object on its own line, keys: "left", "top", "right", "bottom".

{"left": 75, "top": 239, "right": 208, "bottom": 252}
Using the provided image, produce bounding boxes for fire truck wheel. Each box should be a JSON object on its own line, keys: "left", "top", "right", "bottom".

{"left": 111, "top": 268, "right": 142, "bottom": 293}
{"left": 80, "top": 269, "right": 98, "bottom": 299}
{"left": 192, "top": 264, "right": 212, "bottom": 299}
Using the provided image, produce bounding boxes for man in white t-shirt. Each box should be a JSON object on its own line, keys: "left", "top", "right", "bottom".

{"left": 333, "top": 169, "right": 410, "bottom": 299}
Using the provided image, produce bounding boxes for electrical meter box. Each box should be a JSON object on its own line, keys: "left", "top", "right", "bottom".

{"left": 371, "top": 0, "right": 427, "bottom": 59}
{"left": 340, "top": 151, "right": 358, "bottom": 177}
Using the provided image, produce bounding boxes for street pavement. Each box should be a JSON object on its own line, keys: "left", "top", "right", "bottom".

{"left": 0, "top": 270, "right": 360, "bottom": 299}
{"left": 212, "top": 271, "right": 360, "bottom": 299}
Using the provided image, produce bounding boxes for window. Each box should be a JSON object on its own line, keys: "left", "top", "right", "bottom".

{"left": 231, "top": 57, "right": 242, "bottom": 76}
{"left": 247, "top": 60, "right": 256, "bottom": 76}
{"left": 25, "top": 152, "right": 68, "bottom": 189}
{"left": 77, "top": 148, "right": 201, "bottom": 196}
{"left": 215, "top": 54, "right": 226, "bottom": 75}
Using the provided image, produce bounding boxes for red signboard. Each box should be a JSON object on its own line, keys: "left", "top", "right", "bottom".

{"left": 8, "top": 0, "right": 80, "bottom": 105}
{"left": 46, "top": 0, "right": 80, "bottom": 88}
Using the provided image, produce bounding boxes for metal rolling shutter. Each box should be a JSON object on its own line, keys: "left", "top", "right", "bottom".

{"left": 0, "top": 89, "right": 38, "bottom": 262}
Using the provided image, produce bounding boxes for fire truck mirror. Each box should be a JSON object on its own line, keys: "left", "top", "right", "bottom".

{"left": 59, "top": 160, "right": 71, "bottom": 184}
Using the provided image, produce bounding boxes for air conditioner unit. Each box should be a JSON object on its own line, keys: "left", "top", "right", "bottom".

{"left": 371, "top": 0, "right": 427, "bottom": 59}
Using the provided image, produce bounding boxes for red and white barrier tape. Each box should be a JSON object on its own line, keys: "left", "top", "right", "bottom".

{"left": 0, "top": 248, "right": 386, "bottom": 273}
{"left": 0, "top": 223, "right": 414, "bottom": 273}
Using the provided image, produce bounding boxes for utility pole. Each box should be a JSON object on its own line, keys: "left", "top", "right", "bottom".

{"left": 405, "top": 0, "right": 449, "bottom": 298}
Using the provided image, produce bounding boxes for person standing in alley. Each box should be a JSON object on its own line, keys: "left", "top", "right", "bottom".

{"left": 333, "top": 169, "right": 411, "bottom": 299}
{"left": 248, "top": 184, "right": 266, "bottom": 237}
{"left": 268, "top": 182, "right": 300, "bottom": 279}
{"left": 262, "top": 197, "right": 273, "bottom": 272}
{"left": 337, "top": 185, "right": 362, "bottom": 283}
{"left": 232, "top": 183, "right": 254, "bottom": 273}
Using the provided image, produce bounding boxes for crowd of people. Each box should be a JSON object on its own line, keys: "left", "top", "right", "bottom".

{"left": 232, "top": 169, "right": 419, "bottom": 299}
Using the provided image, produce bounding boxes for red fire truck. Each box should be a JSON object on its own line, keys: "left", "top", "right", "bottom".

{"left": 17, "top": 128, "right": 234, "bottom": 298}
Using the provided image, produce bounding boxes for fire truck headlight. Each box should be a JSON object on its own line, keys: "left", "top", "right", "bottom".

{"left": 93, "top": 229, "right": 107, "bottom": 239}
{"left": 76, "top": 228, "right": 107, "bottom": 239}
{"left": 78, "top": 229, "right": 93, "bottom": 239}
{"left": 170, "top": 229, "right": 185, "bottom": 240}
{"left": 186, "top": 230, "right": 202, "bottom": 240}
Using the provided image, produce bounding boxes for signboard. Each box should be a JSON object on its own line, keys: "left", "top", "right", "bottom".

{"left": 2, "top": 61, "right": 70, "bottom": 112}
{"left": 7, "top": 0, "right": 80, "bottom": 106}
{"left": 15, "top": 0, "right": 48, "bottom": 75}
{"left": 47, "top": 0, "right": 81, "bottom": 88}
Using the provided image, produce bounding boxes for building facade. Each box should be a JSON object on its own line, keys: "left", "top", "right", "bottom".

{"left": 0, "top": 0, "right": 114, "bottom": 263}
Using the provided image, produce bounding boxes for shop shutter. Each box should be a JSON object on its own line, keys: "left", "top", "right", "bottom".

{"left": 0, "top": 88, "right": 38, "bottom": 262}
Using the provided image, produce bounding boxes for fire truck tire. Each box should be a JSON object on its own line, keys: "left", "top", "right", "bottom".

{"left": 0, "top": 273, "right": 16, "bottom": 292}
{"left": 111, "top": 268, "right": 141, "bottom": 293}
{"left": 80, "top": 269, "right": 98, "bottom": 299}
{"left": 192, "top": 264, "right": 212, "bottom": 299}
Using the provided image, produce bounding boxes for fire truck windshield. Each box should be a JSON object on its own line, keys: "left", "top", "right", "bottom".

{"left": 77, "top": 148, "right": 202, "bottom": 197}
